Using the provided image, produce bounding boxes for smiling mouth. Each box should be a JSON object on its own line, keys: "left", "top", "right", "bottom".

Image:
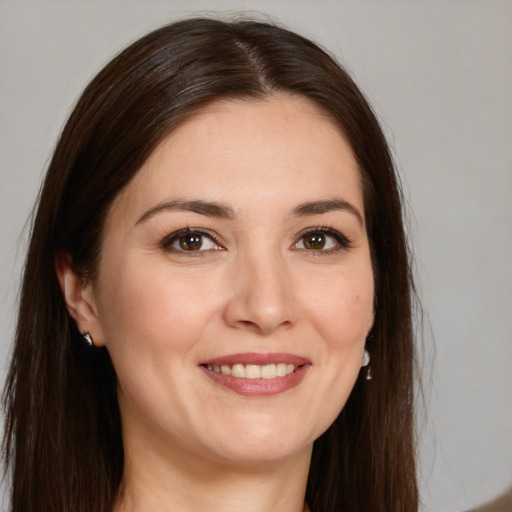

{"left": 198, "top": 352, "right": 310, "bottom": 396}
{"left": 203, "top": 363, "right": 297, "bottom": 379}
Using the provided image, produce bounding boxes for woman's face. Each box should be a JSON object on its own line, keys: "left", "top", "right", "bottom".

{"left": 86, "top": 95, "right": 374, "bottom": 466}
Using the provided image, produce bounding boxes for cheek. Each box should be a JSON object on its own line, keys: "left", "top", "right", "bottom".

{"left": 93, "top": 261, "right": 223, "bottom": 428}
{"left": 301, "top": 266, "right": 374, "bottom": 348}
{"left": 95, "top": 260, "right": 219, "bottom": 356}
{"left": 288, "top": 265, "right": 374, "bottom": 440}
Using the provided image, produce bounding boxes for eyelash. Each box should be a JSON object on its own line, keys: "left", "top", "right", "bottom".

{"left": 293, "top": 226, "right": 353, "bottom": 254}
{"left": 160, "top": 226, "right": 353, "bottom": 256}
{"left": 160, "top": 228, "right": 223, "bottom": 256}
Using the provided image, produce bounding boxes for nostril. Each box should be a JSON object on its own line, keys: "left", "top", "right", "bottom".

{"left": 234, "top": 319, "right": 264, "bottom": 332}
{"left": 222, "top": 268, "right": 295, "bottom": 334}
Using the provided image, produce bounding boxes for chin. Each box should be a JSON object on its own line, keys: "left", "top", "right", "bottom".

{"left": 210, "top": 439, "right": 312, "bottom": 467}
{"left": 197, "top": 415, "right": 319, "bottom": 466}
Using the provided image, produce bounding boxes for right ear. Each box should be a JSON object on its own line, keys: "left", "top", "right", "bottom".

{"left": 55, "top": 251, "right": 103, "bottom": 346}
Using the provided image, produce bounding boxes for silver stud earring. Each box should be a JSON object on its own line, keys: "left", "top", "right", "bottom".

{"left": 361, "top": 349, "right": 372, "bottom": 381}
{"left": 361, "top": 349, "right": 370, "bottom": 367}
{"left": 82, "top": 332, "right": 93, "bottom": 346}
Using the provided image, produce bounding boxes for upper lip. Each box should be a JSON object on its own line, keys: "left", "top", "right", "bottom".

{"left": 199, "top": 352, "right": 310, "bottom": 367}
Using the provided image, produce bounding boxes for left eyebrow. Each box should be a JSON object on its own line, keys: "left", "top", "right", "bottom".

{"left": 290, "top": 198, "right": 364, "bottom": 226}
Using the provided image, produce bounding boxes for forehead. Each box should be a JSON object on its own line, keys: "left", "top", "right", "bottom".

{"left": 109, "top": 95, "right": 363, "bottom": 223}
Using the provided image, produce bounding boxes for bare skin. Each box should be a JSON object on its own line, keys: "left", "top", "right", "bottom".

{"left": 57, "top": 95, "right": 374, "bottom": 512}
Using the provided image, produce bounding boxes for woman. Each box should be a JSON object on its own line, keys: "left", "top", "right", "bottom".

{"left": 2, "top": 17, "right": 418, "bottom": 512}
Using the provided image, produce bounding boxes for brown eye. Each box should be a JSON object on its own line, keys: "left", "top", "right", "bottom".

{"left": 293, "top": 228, "right": 350, "bottom": 253}
{"left": 179, "top": 234, "right": 203, "bottom": 251}
{"left": 303, "top": 233, "right": 326, "bottom": 250}
{"left": 162, "top": 229, "right": 221, "bottom": 253}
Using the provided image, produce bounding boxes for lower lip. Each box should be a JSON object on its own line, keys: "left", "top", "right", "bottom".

{"left": 200, "top": 364, "right": 311, "bottom": 396}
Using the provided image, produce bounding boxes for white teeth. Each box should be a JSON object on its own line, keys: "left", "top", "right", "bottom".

{"left": 245, "top": 364, "right": 261, "bottom": 379}
{"left": 231, "top": 364, "right": 246, "bottom": 378}
{"left": 260, "top": 364, "right": 277, "bottom": 379}
{"left": 206, "top": 363, "right": 297, "bottom": 379}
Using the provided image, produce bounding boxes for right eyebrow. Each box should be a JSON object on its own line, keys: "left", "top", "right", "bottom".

{"left": 135, "top": 199, "right": 235, "bottom": 225}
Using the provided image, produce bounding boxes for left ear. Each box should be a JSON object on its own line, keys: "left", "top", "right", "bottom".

{"left": 55, "top": 251, "right": 105, "bottom": 346}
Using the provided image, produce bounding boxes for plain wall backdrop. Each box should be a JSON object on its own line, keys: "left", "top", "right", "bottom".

{"left": 1, "top": 1, "right": 511, "bottom": 511}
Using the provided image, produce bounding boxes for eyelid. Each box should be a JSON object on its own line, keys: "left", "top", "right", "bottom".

{"left": 292, "top": 226, "right": 353, "bottom": 252}
{"left": 160, "top": 227, "right": 224, "bottom": 253}
{"left": 159, "top": 226, "right": 352, "bottom": 255}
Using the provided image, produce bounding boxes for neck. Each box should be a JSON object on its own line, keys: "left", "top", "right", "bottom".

{"left": 115, "top": 437, "right": 312, "bottom": 512}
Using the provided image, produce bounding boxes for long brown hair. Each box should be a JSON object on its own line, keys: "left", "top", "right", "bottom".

{"left": 3, "top": 17, "right": 418, "bottom": 511}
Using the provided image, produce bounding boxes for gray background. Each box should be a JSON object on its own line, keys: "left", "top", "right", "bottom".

{"left": 0, "top": 1, "right": 510, "bottom": 511}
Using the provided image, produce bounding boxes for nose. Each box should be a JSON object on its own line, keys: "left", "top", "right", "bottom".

{"left": 222, "top": 250, "right": 296, "bottom": 335}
